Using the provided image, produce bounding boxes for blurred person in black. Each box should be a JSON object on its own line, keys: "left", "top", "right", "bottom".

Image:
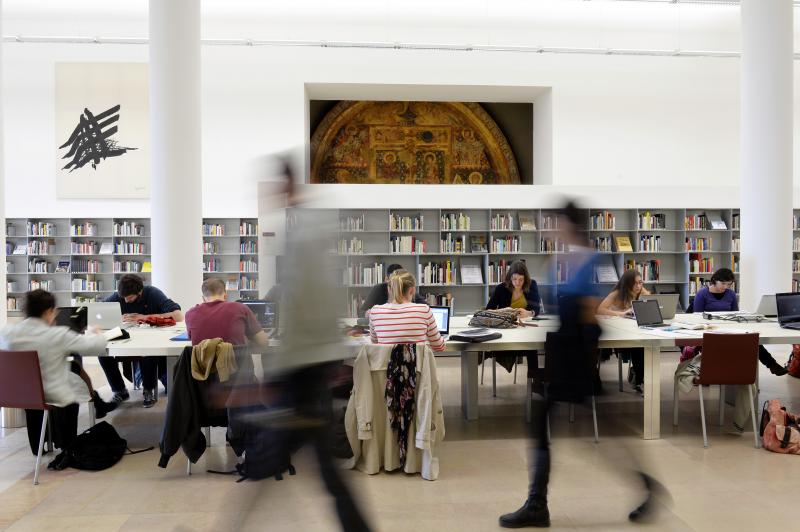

{"left": 499, "top": 201, "right": 667, "bottom": 528}
{"left": 262, "top": 156, "right": 372, "bottom": 532}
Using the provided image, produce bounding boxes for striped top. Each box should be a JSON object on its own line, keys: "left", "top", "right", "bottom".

{"left": 368, "top": 302, "right": 446, "bottom": 351}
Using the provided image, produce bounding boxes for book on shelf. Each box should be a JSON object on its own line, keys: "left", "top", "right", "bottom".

{"left": 55, "top": 260, "right": 71, "bottom": 273}
{"left": 225, "top": 277, "right": 240, "bottom": 291}
{"left": 13, "top": 244, "right": 26, "bottom": 255}
{"left": 99, "top": 242, "right": 114, "bottom": 254}
{"left": 518, "top": 214, "right": 536, "bottom": 231}
{"left": 142, "top": 261, "right": 152, "bottom": 273}
{"left": 470, "top": 235, "right": 487, "bottom": 253}
{"left": 594, "top": 255, "right": 619, "bottom": 283}
{"left": 614, "top": 236, "right": 633, "bottom": 252}
{"left": 460, "top": 264, "right": 483, "bottom": 285}
{"left": 638, "top": 211, "right": 666, "bottom": 230}
{"left": 705, "top": 212, "right": 727, "bottom": 230}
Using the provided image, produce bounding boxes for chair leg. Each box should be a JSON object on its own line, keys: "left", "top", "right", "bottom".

{"left": 205, "top": 426, "right": 211, "bottom": 446}
{"left": 618, "top": 352, "right": 624, "bottom": 392}
{"left": 673, "top": 378, "right": 679, "bottom": 427}
{"left": 525, "top": 378, "right": 532, "bottom": 423}
{"left": 569, "top": 403, "right": 575, "bottom": 423}
{"left": 591, "top": 396, "right": 599, "bottom": 443}
{"left": 699, "top": 384, "right": 709, "bottom": 448}
{"left": 89, "top": 401, "right": 96, "bottom": 427}
{"left": 480, "top": 353, "right": 485, "bottom": 385}
{"left": 46, "top": 416, "right": 53, "bottom": 453}
{"left": 748, "top": 385, "right": 760, "bottom": 449}
{"left": 492, "top": 357, "right": 497, "bottom": 398}
{"left": 187, "top": 458, "right": 192, "bottom": 476}
{"left": 34, "top": 411, "right": 49, "bottom": 486}
{"left": 514, "top": 358, "right": 518, "bottom": 384}
{"left": 718, "top": 385, "right": 725, "bottom": 426}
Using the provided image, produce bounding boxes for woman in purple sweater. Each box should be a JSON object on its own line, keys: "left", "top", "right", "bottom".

{"left": 692, "top": 268, "right": 786, "bottom": 375}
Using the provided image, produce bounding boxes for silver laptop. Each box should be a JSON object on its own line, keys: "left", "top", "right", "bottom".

{"left": 430, "top": 305, "right": 451, "bottom": 339}
{"left": 87, "top": 302, "right": 123, "bottom": 330}
{"left": 756, "top": 295, "right": 777, "bottom": 318}
{"left": 640, "top": 294, "right": 680, "bottom": 320}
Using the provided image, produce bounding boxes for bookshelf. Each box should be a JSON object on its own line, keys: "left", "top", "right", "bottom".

{"left": 5, "top": 217, "right": 259, "bottom": 316}
{"left": 291, "top": 207, "right": 800, "bottom": 317}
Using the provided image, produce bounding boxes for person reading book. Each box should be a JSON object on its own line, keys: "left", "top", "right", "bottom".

{"left": 596, "top": 269, "right": 649, "bottom": 393}
{"left": 484, "top": 260, "right": 541, "bottom": 373}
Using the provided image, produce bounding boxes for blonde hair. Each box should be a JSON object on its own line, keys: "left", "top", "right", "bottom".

{"left": 388, "top": 269, "right": 416, "bottom": 304}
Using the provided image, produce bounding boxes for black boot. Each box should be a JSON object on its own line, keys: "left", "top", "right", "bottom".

{"left": 92, "top": 391, "right": 117, "bottom": 419}
{"left": 759, "top": 348, "right": 788, "bottom": 376}
{"left": 499, "top": 499, "right": 550, "bottom": 528}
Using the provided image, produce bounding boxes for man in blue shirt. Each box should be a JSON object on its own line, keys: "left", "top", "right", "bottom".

{"left": 99, "top": 274, "right": 183, "bottom": 408}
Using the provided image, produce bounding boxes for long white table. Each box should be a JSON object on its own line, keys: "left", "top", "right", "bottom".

{"left": 99, "top": 314, "right": 800, "bottom": 440}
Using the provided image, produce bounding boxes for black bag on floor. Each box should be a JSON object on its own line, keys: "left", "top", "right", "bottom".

{"left": 228, "top": 406, "right": 297, "bottom": 481}
{"left": 54, "top": 421, "right": 152, "bottom": 471}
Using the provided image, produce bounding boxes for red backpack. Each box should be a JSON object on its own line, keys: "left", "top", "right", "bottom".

{"left": 786, "top": 345, "right": 800, "bottom": 378}
{"left": 759, "top": 400, "right": 800, "bottom": 454}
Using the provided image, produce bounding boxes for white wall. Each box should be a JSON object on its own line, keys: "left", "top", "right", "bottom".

{"left": 3, "top": 0, "right": 800, "bottom": 217}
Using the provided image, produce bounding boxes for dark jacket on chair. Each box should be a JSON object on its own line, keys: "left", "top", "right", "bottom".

{"left": 486, "top": 282, "right": 541, "bottom": 315}
{"left": 159, "top": 347, "right": 206, "bottom": 467}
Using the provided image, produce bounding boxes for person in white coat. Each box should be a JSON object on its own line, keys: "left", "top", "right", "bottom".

{"left": 0, "top": 290, "right": 114, "bottom": 463}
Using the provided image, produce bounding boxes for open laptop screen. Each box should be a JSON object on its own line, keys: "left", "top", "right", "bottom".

{"left": 430, "top": 306, "right": 451, "bottom": 335}
{"left": 632, "top": 299, "right": 663, "bottom": 327}
{"left": 242, "top": 301, "right": 277, "bottom": 329}
{"left": 776, "top": 293, "right": 800, "bottom": 325}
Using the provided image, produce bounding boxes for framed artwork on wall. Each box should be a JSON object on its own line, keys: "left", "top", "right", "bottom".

{"left": 55, "top": 62, "right": 149, "bottom": 199}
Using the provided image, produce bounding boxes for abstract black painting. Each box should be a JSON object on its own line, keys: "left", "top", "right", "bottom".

{"left": 59, "top": 104, "right": 137, "bottom": 171}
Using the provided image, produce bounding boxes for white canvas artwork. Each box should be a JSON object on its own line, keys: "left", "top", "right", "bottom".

{"left": 55, "top": 63, "right": 149, "bottom": 199}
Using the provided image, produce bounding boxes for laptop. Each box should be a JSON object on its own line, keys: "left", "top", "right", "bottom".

{"left": 430, "top": 305, "right": 451, "bottom": 338}
{"left": 640, "top": 294, "right": 680, "bottom": 320}
{"left": 241, "top": 300, "right": 278, "bottom": 329}
{"left": 87, "top": 302, "right": 123, "bottom": 330}
{"left": 757, "top": 294, "right": 777, "bottom": 318}
{"left": 55, "top": 306, "right": 87, "bottom": 333}
{"left": 632, "top": 299, "right": 670, "bottom": 328}
{"left": 775, "top": 293, "right": 800, "bottom": 330}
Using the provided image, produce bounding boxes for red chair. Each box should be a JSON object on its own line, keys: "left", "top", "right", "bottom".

{"left": 0, "top": 350, "right": 51, "bottom": 485}
{"left": 673, "top": 333, "right": 760, "bottom": 448}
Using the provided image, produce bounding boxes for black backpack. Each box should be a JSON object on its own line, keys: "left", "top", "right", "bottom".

{"left": 53, "top": 421, "right": 151, "bottom": 471}
{"left": 228, "top": 406, "right": 298, "bottom": 482}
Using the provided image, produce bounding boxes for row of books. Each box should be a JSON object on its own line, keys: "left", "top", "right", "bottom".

{"left": 556, "top": 260, "right": 569, "bottom": 283}
{"left": 417, "top": 261, "right": 455, "bottom": 285}
{"left": 71, "top": 278, "right": 103, "bottom": 292}
{"left": 792, "top": 259, "right": 800, "bottom": 274}
{"left": 70, "top": 223, "right": 97, "bottom": 236}
{"left": 203, "top": 259, "right": 222, "bottom": 272}
{"left": 540, "top": 238, "right": 565, "bottom": 253}
{"left": 732, "top": 237, "right": 740, "bottom": 252}
{"left": 732, "top": 255, "right": 739, "bottom": 273}
{"left": 343, "top": 262, "right": 384, "bottom": 286}
{"left": 685, "top": 237, "right": 713, "bottom": 251}
{"left": 732, "top": 213, "right": 740, "bottom": 230}
{"left": 115, "top": 242, "right": 146, "bottom": 255}
{"left": 440, "top": 233, "right": 467, "bottom": 254}
{"left": 794, "top": 279, "right": 800, "bottom": 292}
{"left": 72, "top": 259, "right": 102, "bottom": 273}
{"left": 390, "top": 235, "right": 426, "bottom": 254}
{"left": 593, "top": 236, "right": 612, "bottom": 252}
{"left": 638, "top": 212, "right": 666, "bottom": 230}
{"left": 491, "top": 236, "right": 520, "bottom": 253}
{"left": 541, "top": 215, "right": 559, "bottom": 230}
{"left": 241, "top": 276, "right": 258, "bottom": 291}
{"left": 625, "top": 259, "right": 661, "bottom": 281}
{"left": 240, "top": 260, "right": 258, "bottom": 273}
{"left": 338, "top": 238, "right": 363, "bottom": 255}
{"left": 203, "top": 223, "right": 226, "bottom": 236}
{"left": 239, "top": 222, "right": 258, "bottom": 236}
{"left": 487, "top": 259, "right": 513, "bottom": 284}
{"left": 685, "top": 213, "right": 727, "bottom": 230}
{"left": 340, "top": 215, "right": 365, "bottom": 232}
{"left": 114, "top": 221, "right": 145, "bottom": 236}
{"left": 28, "top": 258, "right": 51, "bottom": 273}
{"left": 27, "top": 222, "right": 56, "bottom": 236}
{"left": 794, "top": 237, "right": 800, "bottom": 252}
{"left": 420, "top": 292, "right": 454, "bottom": 308}
{"left": 441, "top": 212, "right": 471, "bottom": 231}
{"left": 114, "top": 260, "right": 145, "bottom": 273}
{"left": 29, "top": 279, "right": 55, "bottom": 291}
{"left": 390, "top": 214, "right": 424, "bottom": 231}
{"left": 639, "top": 235, "right": 662, "bottom": 252}
{"left": 590, "top": 211, "right": 615, "bottom": 230}
{"left": 689, "top": 254, "right": 714, "bottom": 273}
{"left": 72, "top": 295, "right": 102, "bottom": 305}
{"left": 27, "top": 241, "right": 55, "bottom": 255}
{"left": 490, "top": 213, "right": 515, "bottom": 231}
{"left": 240, "top": 241, "right": 257, "bottom": 254}
{"left": 203, "top": 242, "right": 220, "bottom": 254}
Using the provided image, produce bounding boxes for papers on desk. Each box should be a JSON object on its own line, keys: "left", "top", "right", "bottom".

{"left": 170, "top": 331, "right": 190, "bottom": 341}
{"left": 667, "top": 322, "right": 709, "bottom": 331}
{"left": 102, "top": 327, "right": 127, "bottom": 341}
{"left": 641, "top": 325, "right": 751, "bottom": 338}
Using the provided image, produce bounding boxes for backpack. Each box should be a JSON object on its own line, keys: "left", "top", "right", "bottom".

{"left": 54, "top": 421, "right": 152, "bottom": 471}
{"left": 227, "top": 406, "right": 298, "bottom": 481}
{"left": 786, "top": 345, "right": 800, "bottom": 378}
{"left": 759, "top": 400, "right": 800, "bottom": 454}
{"left": 469, "top": 310, "right": 519, "bottom": 329}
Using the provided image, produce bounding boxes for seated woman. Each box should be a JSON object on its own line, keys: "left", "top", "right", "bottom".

{"left": 368, "top": 269, "right": 445, "bottom": 352}
{"left": 485, "top": 260, "right": 541, "bottom": 373}
{"left": 689, "top": 267, "right": 786, "bottom": 375}
{"left": 596, "top": 269, "right": 648, "bottom": 393}
{"left": 0, "top": 290, "right": 115, "bottom": 464}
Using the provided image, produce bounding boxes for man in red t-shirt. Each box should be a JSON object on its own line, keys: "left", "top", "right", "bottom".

{"left": 185, "top": 278, "right": 269, "bottom": 347}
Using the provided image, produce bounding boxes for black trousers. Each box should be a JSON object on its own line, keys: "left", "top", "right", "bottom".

{"left": 618, "top": 348, "right": 644, "bottom": 386}
{"left": 99, "top": 356, "right": 166, "bottom": 392}
{"left": 24, "top": 404, "right": 79, "bottom": 455}
{"left": 284, "top": 363, "right": 371, "bottom": 532}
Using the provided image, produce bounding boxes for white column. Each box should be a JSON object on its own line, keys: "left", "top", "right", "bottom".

{"left": 149, "top": 0, "right": 203, "bottom": 310}
{"left": 740, "top": 0, "right": 794, "bottom": 311}
{"left": 0, "top": 0, "right": 6, "bottom": 327}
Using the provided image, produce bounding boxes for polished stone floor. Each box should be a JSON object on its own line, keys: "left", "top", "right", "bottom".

{"left": 1, "top": 348, "right": 798, "bottom": 531}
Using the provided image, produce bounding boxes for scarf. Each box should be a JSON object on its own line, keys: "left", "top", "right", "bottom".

{"left": 385, "top": 343, "right": 417, "bottom": 466}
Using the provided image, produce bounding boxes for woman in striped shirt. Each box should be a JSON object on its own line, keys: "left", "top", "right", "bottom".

{"left": 368, "top": 269, "right": 446, "bottom": 351}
